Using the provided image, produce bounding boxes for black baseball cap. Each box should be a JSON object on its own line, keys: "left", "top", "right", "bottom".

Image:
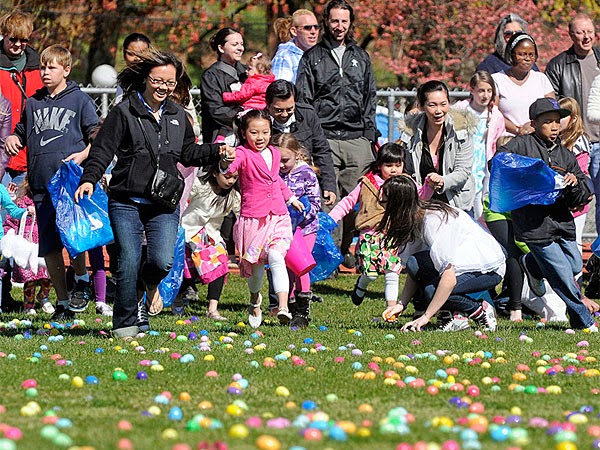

{"left": 529, "top": 98, "right": 571, "bottom": 121}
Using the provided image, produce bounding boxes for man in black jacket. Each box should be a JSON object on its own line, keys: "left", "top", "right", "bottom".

{"left": 296, "top": 0, "right": 378, "bottom": 266}
{"left": 545, "top": 13, "right": 600, "bottom": 230}
{"left": 496, "top": 98, "right": 596, "bottom": 332}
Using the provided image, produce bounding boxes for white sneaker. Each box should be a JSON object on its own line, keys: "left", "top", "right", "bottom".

{"left": 438, "top": 313, "right": 471, "bottom": 332}
{"left": 96, "top": 302, "right": 113, "bottom": 317}
{"left": 470, "top": 301, "right": 497, "bottom": 331}
{"left": 40, "top": 298, "right": 55, "bottom": 315}
{"left": 25, "top": 308, "right": 37, "bottom": 316}
{"left": 584, "top": 323, "right": 598, "bottom": 333}
{"left": 248, "top": 293, "right": 263, "bottom": 329}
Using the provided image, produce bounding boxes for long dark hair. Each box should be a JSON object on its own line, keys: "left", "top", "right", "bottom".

{"left": 376, "top": 175, "right": 457, "bottom": 250}
{"left": 365, "top": 142, "right": 406, "bottom": 175}
{"left": 117, "top": 48, "right": 183, "bottom": 94}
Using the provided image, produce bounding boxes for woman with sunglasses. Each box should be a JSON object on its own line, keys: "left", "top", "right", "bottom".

{"left": 75, "top": 49, "right": 235, "bottom": 339}
{"left": 0, "top": 10, "right": 44, "bottom": 187}
{"left": 272, "top": 9, "right": 320, "bottom": 83}
{"left": 477, "top": 13, "right": 540, "bottom": 75}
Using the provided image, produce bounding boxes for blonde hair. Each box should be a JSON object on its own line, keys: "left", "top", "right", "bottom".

{"left": 40, "top": 44, "right": 72, "bottom": 68}
{"left": 558, "top": 97, "right": 586, "bottom": 150}
{"left": 0, "top": 10, "right": 34, "bottom": 39}
{"left": 248, "top": 53, "right": 272, "bottom": 75}
{"left": 496, "top": 135, "right": 513, "bottom": 148}
{"left": 271, "top": 132, "right": 318, "bottom": 173}
{"left": 273, "top": 9, "right": 316, "bottom": 43}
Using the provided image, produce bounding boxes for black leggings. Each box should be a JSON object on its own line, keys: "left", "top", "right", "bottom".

{"left": 486, "top": 219, "right": 524, "bottom": 311}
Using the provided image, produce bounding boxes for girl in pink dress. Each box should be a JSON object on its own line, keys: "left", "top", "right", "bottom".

{"left": 221, "top": 109, "right": 303, "bottom": 327}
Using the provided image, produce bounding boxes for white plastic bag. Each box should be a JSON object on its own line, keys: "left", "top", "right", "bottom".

{"left": 521, "top": 280, "right": 568, "bottom": 322}
{"left": 0, "top": 211, "right": 45, "bottom": 272}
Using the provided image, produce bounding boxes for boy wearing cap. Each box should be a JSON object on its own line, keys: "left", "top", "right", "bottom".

{"left": 496, "top": 97, "right": 596, "bottom": 331}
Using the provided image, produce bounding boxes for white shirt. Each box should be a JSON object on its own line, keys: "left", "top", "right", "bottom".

{"left": 492, "top": 70, "right": 554, "bottom": 132}
{"left": 422, "top": 208, "right": 506, "bottom": 277}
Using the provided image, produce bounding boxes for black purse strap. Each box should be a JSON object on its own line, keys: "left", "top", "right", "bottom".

{"left": 136, "top": 116, "right": 160, "bottom": 169}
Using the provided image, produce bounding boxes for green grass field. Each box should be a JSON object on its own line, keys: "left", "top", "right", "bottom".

{"left": 0, "top": 273, "right": 599, "bottom": 450}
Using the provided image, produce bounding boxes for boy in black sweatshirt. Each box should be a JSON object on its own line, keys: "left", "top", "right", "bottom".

{"left": 497, "top": 98, "right": 596, "bottom": 331}
{"left": 5, "top": 44, "right": 98, "bottom": 321}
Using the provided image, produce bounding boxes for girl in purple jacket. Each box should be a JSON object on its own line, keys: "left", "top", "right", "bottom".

{"left": 274, "top": 133, "right": 321, "bottom": 328}
{"left": 221, "top": 109, "right": 303, "bottom": 328}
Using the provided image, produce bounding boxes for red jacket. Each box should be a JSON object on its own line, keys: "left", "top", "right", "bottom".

{"left": 222, "top": 73, "right": 275, "bottom": 110}
{"left": 0, "top": 42, "right": 44, "bottom": 172}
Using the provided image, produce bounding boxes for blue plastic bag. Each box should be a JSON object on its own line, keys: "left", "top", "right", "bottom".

{"left": 489, "top": 152, "right": 563, "bottom": 213}
{"left": 310, "top": 212, "right": 344, "bottom": 283}
{"left": 47, "top": 161, "right": 114, "bottom": 258}
{"left": 288, "top": 196, "right": 311, "bottom": 230}
{"left": 157, "top": 227, "right": 186, "bottom": 307}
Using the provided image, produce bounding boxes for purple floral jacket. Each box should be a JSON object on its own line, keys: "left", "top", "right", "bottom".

{"left": 281, "top": 162, "right": 321, "bottom": 235}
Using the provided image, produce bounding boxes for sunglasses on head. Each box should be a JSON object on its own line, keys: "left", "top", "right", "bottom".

{"left": 299, "top": 24, "right": 319, "bottom": 31}
{"left": 7, "top": 36, "right": 29, "bottom": 44}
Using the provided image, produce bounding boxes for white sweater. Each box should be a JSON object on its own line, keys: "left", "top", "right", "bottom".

{"left": 588, "top": 74, "right": 600, "bottom": 123}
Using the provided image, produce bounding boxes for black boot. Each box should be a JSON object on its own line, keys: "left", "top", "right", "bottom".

{"left": 290, "top": 291, "right": 311, "bottom": 328}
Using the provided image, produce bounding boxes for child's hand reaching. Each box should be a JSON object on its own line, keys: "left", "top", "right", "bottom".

{"left": 26, "top": 205, "right": 35, "bottom": 214}
{"left": 382, "top": 303, "right": 404, "bottom": 322}
{"left": 6, "top": 182, "right": 18, "bottom": 195}
{"left": 291, "top": 199, "right": 305, "bottom": 212}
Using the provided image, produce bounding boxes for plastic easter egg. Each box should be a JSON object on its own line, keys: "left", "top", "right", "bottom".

{"left": 329, "top": 425, "right": 348, "bottom": 441}
{"left": 85, "top": 375, "right": 99, "bottom": 385}
{"left": 0, "top": 439, "right": 16, "bottom": 450}
{"left": 256, "top": 435, "right": 282, "bottom": 450}
{"left": 555, "top": 443, "right": 577, "bottom": 450}
{"left": 226, "top": 404, "right": 243, "bottom": 416}
{"left": 490, "top": 425, "right": 510, "bottom": 441}
{"left": 71, "top": 376, "right": 84, "bottom": 388}
{"left": 303, "top": 428, "right": 323, "bottom": 440}
{"left": 229, "top": 423, "right": 249, "bottom": 438}
{"left": 168, "top": 406, "right": 183, "bottom": 421}
{"left": 112, "top": 371, "right": 128, "bottom": 381}
{"left": 161, "top": 428, "right": 178, "bottom": 439}
{"left": 275, "top": 386, "right": 290, "bottom": 397}
{"left": 136, "top": 371, "right": 147, "bottom": 380}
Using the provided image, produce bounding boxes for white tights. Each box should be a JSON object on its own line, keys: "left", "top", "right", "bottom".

{"left": 247, "top": 251, "right": 288, "bottom": 294}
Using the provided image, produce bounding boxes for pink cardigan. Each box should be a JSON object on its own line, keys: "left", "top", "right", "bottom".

{"left": 226, "top": 144, "right": 293, "bottom": 218}
{"left": 454, "top": 99, "right": 506, "bottom": 160}
{"left": 222, "top": 73, "right": 275, "bottom": 110}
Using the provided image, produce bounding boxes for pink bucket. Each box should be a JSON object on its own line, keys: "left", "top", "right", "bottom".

{"left": 285, "top": 228, "right": 316, "bottom": 276}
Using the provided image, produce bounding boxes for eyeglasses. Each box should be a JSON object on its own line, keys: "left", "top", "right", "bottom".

{"left": 503, "top": 30, "right": 519, "bottom": 38}
{"left": 147, "top": 75, "right": 177, "bottom": 88}
{"left": 7, "top": 36, "right": 29, "bottom": 44}
{"left": 299, "top": 24, "right": 319, "bottom": 31}
{"left": 272, "top": 106, "right": 295, "bottom": 114}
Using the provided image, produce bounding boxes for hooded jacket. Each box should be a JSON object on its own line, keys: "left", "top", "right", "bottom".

{"left": 12, "top": 81, "right": 98, "bottom": 196}
{"left": 0, "top": 41, "right": 44, "bottom": 172}
{"left": 496, "top": 133, "right": 591, "bottom": 244}
{"left": 403, "top": 108, "right": 477, "bottom": 211}
{"left": 81, "top": 92, "right": 221, "bottom": 202}
{"left": 295, "top": 34, "right": 378, "bottom": 142}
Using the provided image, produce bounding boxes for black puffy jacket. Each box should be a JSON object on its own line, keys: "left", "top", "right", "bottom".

{"left": 295, "top": 34, "right": 378, "bottom": 142}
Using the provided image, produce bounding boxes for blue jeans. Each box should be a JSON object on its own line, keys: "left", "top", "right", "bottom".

{"left": 109, "top": 198, "right": 180, "bottom": 333}
{"left": 526, "top": 238, "right": 594, "bottom": 329}
{"left": 588, "top": 141, "right": 600, "bottom": 233}
{"left": 407, "top": 251, "right": 502, "bottom": 315}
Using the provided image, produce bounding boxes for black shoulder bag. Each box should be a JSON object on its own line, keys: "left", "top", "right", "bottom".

{"left": 136, "top": 116, "right": 184, "bottom": 211}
